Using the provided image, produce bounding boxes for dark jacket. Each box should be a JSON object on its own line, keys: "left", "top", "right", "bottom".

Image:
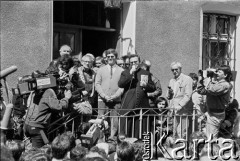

{"left": 197, "top": 79, "right": 232, "bottom": 113}
{"left": 118, "top": 68, "right": 155, "bottom": 137}
{"left": 118, "top": 68, "right": 156, "bottom": 110}
{"left": 24, "top": 88, "right": 69, "bottom": 128}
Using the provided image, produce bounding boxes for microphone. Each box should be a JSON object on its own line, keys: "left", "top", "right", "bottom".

{"left": 0, "top": 103, "right": 13, "bottom": 130}
{"left": 0, "top": 66, "right": 17, "bottom": 79}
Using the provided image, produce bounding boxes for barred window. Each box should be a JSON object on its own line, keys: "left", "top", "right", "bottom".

{"left": 202, "top": 13, "right": 236, "bottom": 69}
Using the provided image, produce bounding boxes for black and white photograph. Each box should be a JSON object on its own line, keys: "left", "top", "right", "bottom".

{"left": 1, "top": 0, "right": 240, "bottom": 160}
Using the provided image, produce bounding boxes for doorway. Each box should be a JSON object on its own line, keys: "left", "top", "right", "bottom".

{"left": 53, "top": 1, "right": 121, "bottom": 60}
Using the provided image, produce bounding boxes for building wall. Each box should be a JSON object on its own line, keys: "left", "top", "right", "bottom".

{"left": 136, "top": 1, "right": 201, "bottom": 96}
{"left": 135, "top": 1, "right": 240, "bottom": 99}
{"left": 1, "top": 1, "right": 53, "bottom": 93}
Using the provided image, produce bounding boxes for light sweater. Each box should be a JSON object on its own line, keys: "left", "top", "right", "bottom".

{"left": 95, "top": 64, "right": 124, "bottom": 102}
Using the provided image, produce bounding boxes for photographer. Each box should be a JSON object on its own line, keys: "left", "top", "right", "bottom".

{"left": 24, "top": 85, "right": 72, "bottom": 148}
{"left": 197, "top": 65, "right": 232, "bottom": 138}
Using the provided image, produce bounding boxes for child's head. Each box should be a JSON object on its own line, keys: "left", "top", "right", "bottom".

{"left": 155, "top": 97, "right": 168, "bottom": 112}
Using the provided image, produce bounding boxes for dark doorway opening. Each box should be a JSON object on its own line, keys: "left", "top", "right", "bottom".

{"left": 53, "top": 1, "right": 121, "bottom": 60}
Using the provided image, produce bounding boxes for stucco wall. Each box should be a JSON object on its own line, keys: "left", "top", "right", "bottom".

{"left": 1, "top": 1, "right": 52, "bottom": 92}
{"left": 136, "top": 1, "right": 201, "bottom": 95}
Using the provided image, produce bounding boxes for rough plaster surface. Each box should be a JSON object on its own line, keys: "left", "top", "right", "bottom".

{"left": 136, "top": 1, "right": 203, "bottom": 95}
{"left": 135, "top": 1, "right": 240, "bottom": 97}
{"left": 1, "top": 1, "right": 52, "bottom": 91}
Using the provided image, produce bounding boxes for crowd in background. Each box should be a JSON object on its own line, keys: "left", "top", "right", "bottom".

{"left": 1, "top": 44, "right": 240, "bottom": 161}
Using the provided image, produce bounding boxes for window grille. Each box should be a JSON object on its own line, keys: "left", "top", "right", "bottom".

{"left": 202, "top": 13, "right": 236, "bottom": 69}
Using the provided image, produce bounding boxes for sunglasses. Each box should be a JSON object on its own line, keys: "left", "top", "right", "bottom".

{"left": 171, "top": 68, "right": 179, "bottom": 72}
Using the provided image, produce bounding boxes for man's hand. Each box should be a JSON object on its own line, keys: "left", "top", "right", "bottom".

{"left": 224, "top": 120, "right": 231, "bottom": 127}
{"left": 130, "top": 65, "right": 137, "bottom": 75}
{"left": 64, "top": 90, "right": 72, "bottom": 99}
{"left": 140, "top": 81, "right": 147, "bottom": 87}
{"left": 175, "top": 105, "right": 182, "bottom": 112}
{"left": 82, "top": 90, "right": 88, "bottom": 96}
{"left": 105, "top": 96, "right": 113, "bottom": 102}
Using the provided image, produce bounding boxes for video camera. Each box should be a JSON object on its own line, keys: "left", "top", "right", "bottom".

{"left": 81, "top": 118, "right": 109, "bottom": 148}
{"left": 198, "top": 68, "right": 217, "bottom": 78}
{"left": 12, "top": 72, "right": 57, "bottom": 95}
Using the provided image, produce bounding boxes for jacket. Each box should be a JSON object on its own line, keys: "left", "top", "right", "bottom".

{"left": 197, "top": 79, "right": 232, "bottom": 113}
{"left": 118, "top": 68, "right": 156, "bottom": 110}
{"left": 24, "top": 88, "right": 69, "bottom": 128}
{"left": 95, "top": 64, "right": 124, "bottom": 102}
{"left": 168, "top": 73, "right": 193, "bottom": 114}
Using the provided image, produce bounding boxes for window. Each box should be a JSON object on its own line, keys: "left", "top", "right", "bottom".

{"left": 202, "top": 13, "right": 236, "bottom": 70}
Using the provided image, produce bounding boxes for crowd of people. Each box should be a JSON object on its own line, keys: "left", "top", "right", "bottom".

{"left": 1, "top": 44, "right": 240, "bottom": 161}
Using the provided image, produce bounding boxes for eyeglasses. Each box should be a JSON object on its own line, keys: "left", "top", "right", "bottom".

{"left": 171, "top": 68, "right": 179, "bottom": 72}
{"left": 107, "top": 56, "right": 115, "bottom": 59}
{"left": 130, "top": 61, "right": 138, "bottom": 64}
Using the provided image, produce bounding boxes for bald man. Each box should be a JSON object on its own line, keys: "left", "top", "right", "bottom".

{"left": 59, "top": 45, "right": 72, "bottom": 56}
{"left": 45, "top": 45, "right": 72, "bottom": 74}
{"left": 141, "top": 60, "right": 162, "bottom": 106}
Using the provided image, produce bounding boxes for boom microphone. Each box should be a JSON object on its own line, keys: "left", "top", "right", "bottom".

{"left": 0, "top": 66, "right": 17, "bottom": 79}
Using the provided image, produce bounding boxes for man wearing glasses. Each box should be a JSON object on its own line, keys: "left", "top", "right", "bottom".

{"left": 167, "top": 62, "right": 193, "bottom": 139}
{"left": 118, "top": 54, "right": 155, "bottom": 138}
{"left": 95, "top": 49, "right": 124, "bottom": 139}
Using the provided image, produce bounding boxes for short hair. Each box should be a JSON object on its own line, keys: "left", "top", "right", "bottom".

{"left": 62, "top": 131, "right": 76, "bottom": 151}
{"left": 170, "top": 62, "right": 182, "bottom": 69}
{"left": 96, "top": 56, "right": 103, "bottom": 62}
{"left": 189, "top": 73, "right": 198, "bottom": 81}
{"left": 19, "top": 149, "right": 50, "bottom": 161}
{"left": 141, "top": 59, "right": 151, "bottom": 71}
{"left": 217, "top": 65, "right": 232, "bottom": 82}
{"left": 129, "top": 54, "right": 141, "bottom": 62}
{"left": 155, "top": 96, "right": 168, "bottom": 107}
{"left": 117, "top": 141, "right": 135, "bottom": 161}
{"left": 106, "top": 48, "right": 118, "bottom": 58}
{"left": 121, "top": 55, "right": 130, "bottom": 61}
{"left": 70, "top": 145, "right": 88, "bottom": 161}
{"left": 51, "top": 134, "right": 71, "bottom": 159}
{"left": 59, "top": 45, "right": 72, "bottom": 53}
{"left": 82, "top": 55, "right": 93, "bottom": 62}
{"left": 142, "top": 59, "right": 151, "bottom": 67}
{"left": 95, "top": 56, "right": 105, "bottom": 64}
{"left": 86, "top": 53, "right": 95, "bottom": 62}
{"left": 89, "top": 146, "right": 108, "bottom": 159}
{"left": 132, "top": 140, "right": 144, "bottom": 161}
{"left": 102, "top": 50, "right": 107, "bottom": 57}
{"left": 6, "top": 140, "right": 25, "bottom": 161}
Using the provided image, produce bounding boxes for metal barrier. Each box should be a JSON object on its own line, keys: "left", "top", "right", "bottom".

{"left": 47, "top": 107, "right": 204, "bottom": 143}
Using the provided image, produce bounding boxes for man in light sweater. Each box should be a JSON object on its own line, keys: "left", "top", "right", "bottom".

{"left": 95, "top": 49, "right": 124, "bottom": 138}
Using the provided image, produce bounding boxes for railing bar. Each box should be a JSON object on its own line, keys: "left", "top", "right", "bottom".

{"left": 147, "top": 115, "right": 149, "bottom": 132}
{"left": 125, "top": 117, "right": 127, "bottom": 135}
{"left": 153, "top": 116, "right": 156, "bottom": 145}
{"left": 139, "top": 109, "right": 142, "bottom": 139}
{"left": 132, "top": 117, "right": 135, "bottom": 138}
{"left": 180, "top": 115, "right": 182, "bottom": 138}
